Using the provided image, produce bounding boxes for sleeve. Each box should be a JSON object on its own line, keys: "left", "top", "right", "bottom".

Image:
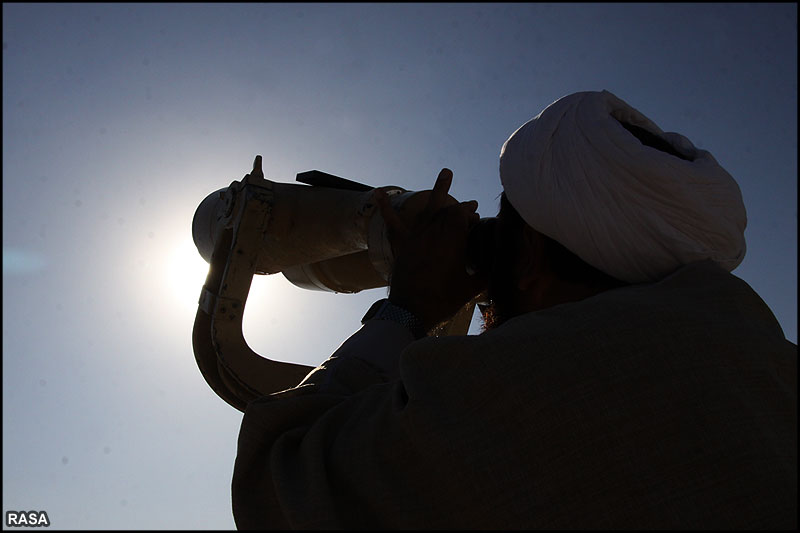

{"left": 231, "top": 318, "right": 429, "bottom": 529}
{"left": 296, "top": 318, "right": 416, "bottom": 394}
{"left": 231, "top": 328, "right": 494, "bottom": 530}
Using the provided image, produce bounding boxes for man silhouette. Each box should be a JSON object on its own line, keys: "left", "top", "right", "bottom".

{"left": 232, "top": 90, "right": 797, "bottom": 529}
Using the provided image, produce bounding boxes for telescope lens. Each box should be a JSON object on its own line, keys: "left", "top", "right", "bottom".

{"left": 465, "top": 217, "right": 497, "bottom": 277}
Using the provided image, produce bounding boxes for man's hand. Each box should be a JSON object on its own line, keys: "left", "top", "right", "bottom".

{"left": 375, "top": 168, "right": 487, "bottom": 332}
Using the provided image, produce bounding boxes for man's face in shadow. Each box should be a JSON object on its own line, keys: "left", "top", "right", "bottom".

{"left": 481, "top": 194, "right": 525, "bottom": 331}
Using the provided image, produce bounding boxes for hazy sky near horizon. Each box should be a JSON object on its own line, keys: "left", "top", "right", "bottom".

{"left": 3, "top": 3, "right": 796, "bottom": 529}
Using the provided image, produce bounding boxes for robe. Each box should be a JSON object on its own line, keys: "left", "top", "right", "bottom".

{"left": 232, "top": 260, "right": 797, "bottom": 529}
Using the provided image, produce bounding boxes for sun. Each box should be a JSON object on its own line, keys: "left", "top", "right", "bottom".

{"left": 165, "top": 236, "right": 212, "bottom": 314}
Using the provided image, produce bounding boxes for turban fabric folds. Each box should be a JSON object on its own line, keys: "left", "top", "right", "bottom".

{"left": 499, "top": 90, "right": 747, "bottom": 284}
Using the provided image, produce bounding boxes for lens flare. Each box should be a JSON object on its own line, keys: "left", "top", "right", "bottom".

{"left": 165, "top": 237, "right": 211, "bottom": 313}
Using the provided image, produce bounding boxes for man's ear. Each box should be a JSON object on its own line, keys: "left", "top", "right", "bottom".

{"left": 515, "top": 226, "right": 547, "bottom": 291}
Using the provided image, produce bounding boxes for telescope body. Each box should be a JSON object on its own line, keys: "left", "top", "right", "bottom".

{"left": 191, "top": 161, "right": 476, "bottom": 412}
{"left": 192, "top": 174, "right": 434, "bottom": 293}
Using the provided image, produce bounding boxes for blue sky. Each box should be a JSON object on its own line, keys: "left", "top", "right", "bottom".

{"left": 2, "top": 3, "right": 796, "bottom": 529}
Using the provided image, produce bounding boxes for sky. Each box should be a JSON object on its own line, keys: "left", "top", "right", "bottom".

{"left": 2, "top": 3, "right": 796, "bottom": 530}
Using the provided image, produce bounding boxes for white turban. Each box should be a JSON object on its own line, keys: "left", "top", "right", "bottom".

{"left": 499, "top": 90, "right": 747, "bottom": 284}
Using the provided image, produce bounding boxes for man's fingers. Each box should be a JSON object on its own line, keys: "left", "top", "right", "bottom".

{"left": 462, "top": 200, "right": 479, "bottom": 214}
{"left": 452, "top": 200, "right": 480, "bottom": 228}
{"left": 251, "top": 155, "right": 264, "bottom": 179}
{"left": 425, "top": 168, "right": 453, "bottom": 214}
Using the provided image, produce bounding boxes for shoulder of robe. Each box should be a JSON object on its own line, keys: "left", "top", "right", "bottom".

{"left": 397, "top": 259, "right": 794, "bottom": 412}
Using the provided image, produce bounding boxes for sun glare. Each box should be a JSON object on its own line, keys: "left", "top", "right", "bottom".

{"left": 165, "top": 236, "right": 211, "bottom": 314}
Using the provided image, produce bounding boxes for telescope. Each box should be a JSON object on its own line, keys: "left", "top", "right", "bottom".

{"left": 192, "top": 156, "right": 486, "bottom": 411}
